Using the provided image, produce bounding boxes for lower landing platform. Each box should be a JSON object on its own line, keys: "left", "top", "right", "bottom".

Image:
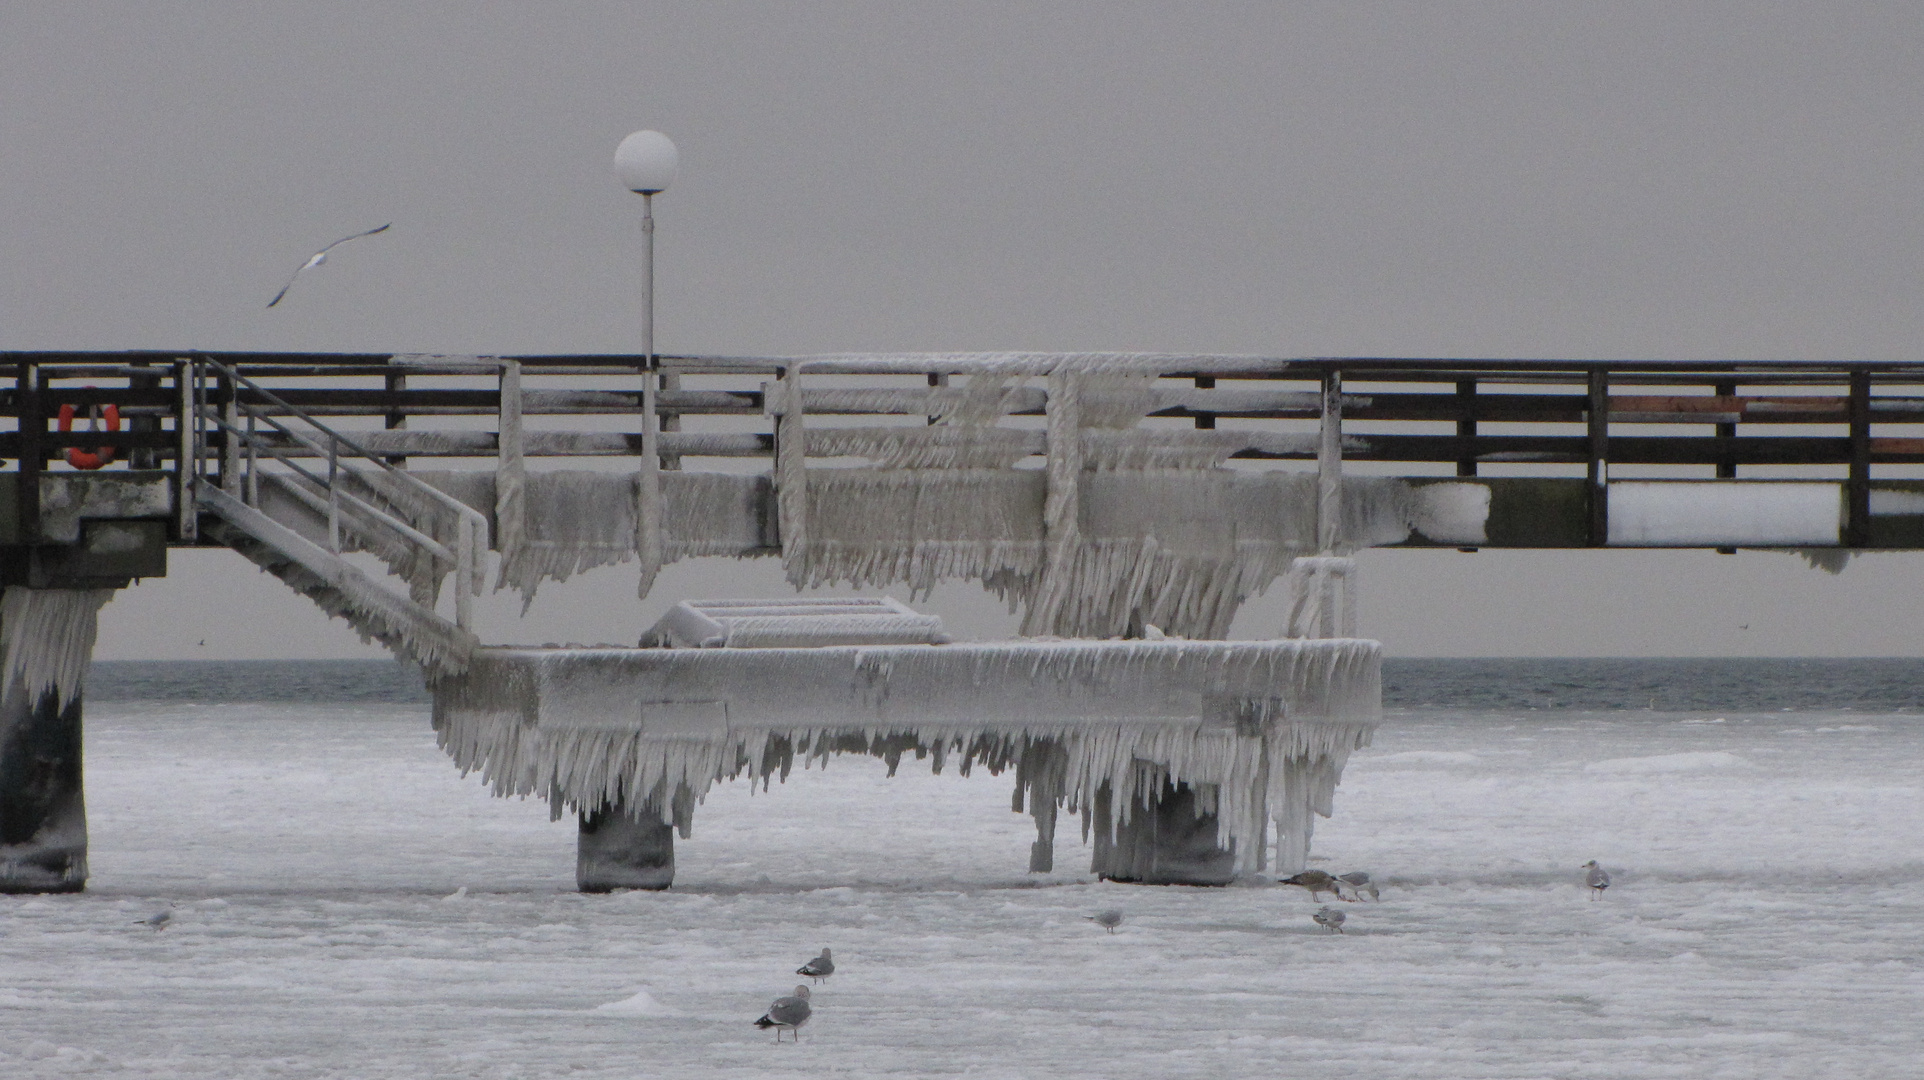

{"left": 433, "top": 635, "right": 1381, "bottom": 890}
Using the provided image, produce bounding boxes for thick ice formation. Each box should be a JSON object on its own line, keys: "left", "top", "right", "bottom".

{"left": 431, "top": 638, "right": 1380, "bottom": 874}
{"left": 0, "top": 587, "right": 112, "bottom": 712}
{"left": 774, "top": 362, "right": 1486, "bottom": 638}
{"left": 260, "top": 358, "right": 1486, "bottom": 642}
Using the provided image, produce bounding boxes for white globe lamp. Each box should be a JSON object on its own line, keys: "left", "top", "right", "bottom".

{"left": 615, "top": 130, "right": 678, "bottom": 194}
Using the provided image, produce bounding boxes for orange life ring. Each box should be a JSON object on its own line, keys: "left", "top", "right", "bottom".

{"left": 58, "top": 399, "right": 120, "bottom": 469}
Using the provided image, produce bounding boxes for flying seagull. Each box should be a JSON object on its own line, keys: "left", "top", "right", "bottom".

{"left": 1312, "top": 905, "right": 1346, "bottom": 934}
{"left": 1085, "top": 909, "right": 1124, "bottom": 934}
{"left": 753, "top": 985, "right": 812, "bottom": 1042}
{"left": 267, "top": 223, "right": 391, "bottom": 307}
{"left": 797, "top": 948, "right": 834, "bottom": 984}
{"left": 1583, "top": 860, "right": 1610, "bottom": 900}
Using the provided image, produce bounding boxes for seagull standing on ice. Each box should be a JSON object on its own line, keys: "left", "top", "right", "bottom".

{"left": 1279, "top": 871, "right": 1342, "bottom": 901}
{"left": 753, "top": 985, "right": 812, "bottom": 1042}
{"left": 1085, "top": 909, "right": 1124, "bottom": 933}
{"left": 797, "top": 948, "right": 834, "bottom": 984}
{"left": 1336, "top": 871, "right": 1379, "bottom": 902}
{"left": 1583, "top": 860, "right": 1610, "bottom": 900}
{"left": 267, "top": 223, "right": 392, "bottom": 307}
{"left": 1312, "top": 906, "right": 1346, "bottom": 934}
{"left": 136, "top": 909, "right": 172, "bottom": 930}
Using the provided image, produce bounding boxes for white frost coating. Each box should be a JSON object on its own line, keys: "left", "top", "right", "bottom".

{"left": 646, "top": 597, "right": 947, "bottom": 648}
{"left": 636, "top": 366, "right": 664, "bottom": 599}
{"left": 1869, "top": 489, "right": 1924, "bottom": 515}
{"left": 200, "top": 487, "right": 478, "bottom": 678}
{"left": 1608, "top": 482, "right": 1842, "bottom": 546}
{"left": 496, "top": 472, "right": 642, "bottom": 604}
{"left": 1410, "top": 483, "right": 1491, "bottom": 545}
{"left": 1282, "top": 556, "right": 1356, "bottom": 639}
{"left": 493, "top": 362, "right": 526, "bottom": 599}
{"left": 0, "top": 587, "right": 112, "bottom": 711}
{"left": 431, "top": 638, "right": 1380, "bottom": 874}
{"left": 791, "top": 468, "right": 1469, "bottom": 639}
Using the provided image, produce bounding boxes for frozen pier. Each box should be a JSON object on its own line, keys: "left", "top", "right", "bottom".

{"left": 5, "top": 351, "right": 1921, "bottom": 890}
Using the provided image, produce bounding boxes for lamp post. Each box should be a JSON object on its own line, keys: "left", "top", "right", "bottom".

{"left": 613, "top": 130, "right": 678, "bottom": 366}
{"left": 579, "top": 130, "right": 681, "bottom": 891}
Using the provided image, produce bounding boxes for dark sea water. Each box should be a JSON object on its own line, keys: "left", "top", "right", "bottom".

{"left": 83, "top": 657, "right": 1924, "bottom": 712}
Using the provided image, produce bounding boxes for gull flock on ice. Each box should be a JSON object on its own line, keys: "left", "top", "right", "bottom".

{"left": 706, "top": 861, "right": 1613, "bottom": 1043}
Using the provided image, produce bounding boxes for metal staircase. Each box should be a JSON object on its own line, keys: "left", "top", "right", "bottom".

{"left": 185, "top": 358, "right": 488, "bottom": 676}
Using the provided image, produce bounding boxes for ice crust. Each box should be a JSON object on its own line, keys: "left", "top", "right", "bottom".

{"left": 432, "top": 638, "right": 1380, "bottom": 874}
{"left": 249, "top": 357, "right": 1486, "bottom": 644}
{"left": 0, "top": 587, "right": 112, "bottom": 711}
{"left": 1607, "top": 481, "right": 1842, "bottom": 546}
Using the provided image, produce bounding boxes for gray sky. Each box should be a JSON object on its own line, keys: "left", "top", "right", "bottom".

{"left": 7, "top": 2, "right": 1924, "bottom": 658}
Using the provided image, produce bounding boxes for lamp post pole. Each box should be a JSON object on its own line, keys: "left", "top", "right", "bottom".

{"left": 640, "top": 191, "right": 655, "bottom": 369}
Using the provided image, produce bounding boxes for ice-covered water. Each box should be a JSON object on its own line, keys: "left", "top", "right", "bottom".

{"left": 4, "top": 664, "right": 1923, "bottom": 1078}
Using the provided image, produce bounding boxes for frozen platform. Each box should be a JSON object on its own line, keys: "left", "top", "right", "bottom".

{"left": 432, "top": 603, "right": 1380, "bottom": 890}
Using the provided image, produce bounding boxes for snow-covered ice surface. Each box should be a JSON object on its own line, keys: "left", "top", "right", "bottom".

{"left": 4, "top": 702, "right": 1923, "bottom": 1078}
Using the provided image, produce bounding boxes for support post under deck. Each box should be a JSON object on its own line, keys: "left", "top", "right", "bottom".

{"left": 577, "top": 804, "right": 675, "bottom": 892}
{"left": 1090, "top": 777, "right": 1238, "bottom": 886}
{"left": 0, "top": 587, "right": 107, "bottom": 893}
{"left": 0, "top": 685, "right": 87, "bottom": 893}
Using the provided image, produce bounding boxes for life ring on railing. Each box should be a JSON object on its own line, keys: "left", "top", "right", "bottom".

{"left": 58, "top": 399, "right": 120, "bottom": 470}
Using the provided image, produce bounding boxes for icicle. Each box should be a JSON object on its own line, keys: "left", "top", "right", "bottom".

{"left": 0, "top": 587, "right": 112, "bottom": 711}
{"left": 429, "top": 638, "right": 1378, "bottom": 868}
{"left": 1792, "top": 548, "right": 1853, "bottom": 574}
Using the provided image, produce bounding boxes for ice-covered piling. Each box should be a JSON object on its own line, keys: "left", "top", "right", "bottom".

{"left": 0, "top": 587, "right": 111, "bottom": 893}
{"left": 577, "top": 804, "right": 675, "bottom": 891}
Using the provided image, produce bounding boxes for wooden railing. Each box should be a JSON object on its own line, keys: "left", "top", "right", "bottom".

{"left": 7, "top": 351, "right": 1924, "bottom": 549}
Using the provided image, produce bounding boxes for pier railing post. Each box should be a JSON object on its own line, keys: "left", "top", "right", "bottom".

{"left": 1847, "top": 368, "right": 1871, "bottom": 548}
{"left": 1317, "top": 368, "right": 1343, "bottom": 554}
{"left": 16, "top": 360, "right": 41, "bottom": 544}
{"left": 1587, "top": 368, "right": 1609, "bottom": 546}
{"left": 174, "top": 360, "right": 198, "bottom": 543}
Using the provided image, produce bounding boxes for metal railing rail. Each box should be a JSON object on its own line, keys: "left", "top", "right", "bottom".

{"left": 188, "top": 357, "right": 489, "bottom": 631}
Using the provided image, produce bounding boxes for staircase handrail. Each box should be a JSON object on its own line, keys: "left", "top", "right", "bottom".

{"left": 190, "top": 357, "right": 490, "bottom": 631}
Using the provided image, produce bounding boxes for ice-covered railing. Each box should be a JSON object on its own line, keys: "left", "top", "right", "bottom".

{"left": 766, "top": 356, "right": 1483, "bottom": 639}
{"left": 186, "top": 358, "right": 488, "bottom": 675}
{"left": 432, "top": 636, "right": 1381, "bottom": 876}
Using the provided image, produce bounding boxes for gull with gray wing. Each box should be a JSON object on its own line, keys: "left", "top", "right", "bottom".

{"left": 798, "top": 948, "right": 834, "bottom": 983}
{"left": 754, "top": 985, "right": 812, "bottom": 1042}
{"left": 1583, "top": 860, "right": 1610, "bottom": 900}
{"left": 267, "top": 223, "right": 392, "bottom": 307}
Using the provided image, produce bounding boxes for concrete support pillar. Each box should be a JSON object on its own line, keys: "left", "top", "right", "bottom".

{"left": 0, "top": 686, "right": 87, "bottom": 893}
{"left": 577, "top": 804, "right": 674, "bottom": 892}
{"left": 0, "top": 586, "right": 111, "bottom": 894}
{"left": 1090, "top": 777, "right": 1237, "bottom": 886}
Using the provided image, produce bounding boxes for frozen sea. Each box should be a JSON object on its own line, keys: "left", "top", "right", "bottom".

{"left": 4, "top": 659, "right": 1923, "bottom": 1078}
